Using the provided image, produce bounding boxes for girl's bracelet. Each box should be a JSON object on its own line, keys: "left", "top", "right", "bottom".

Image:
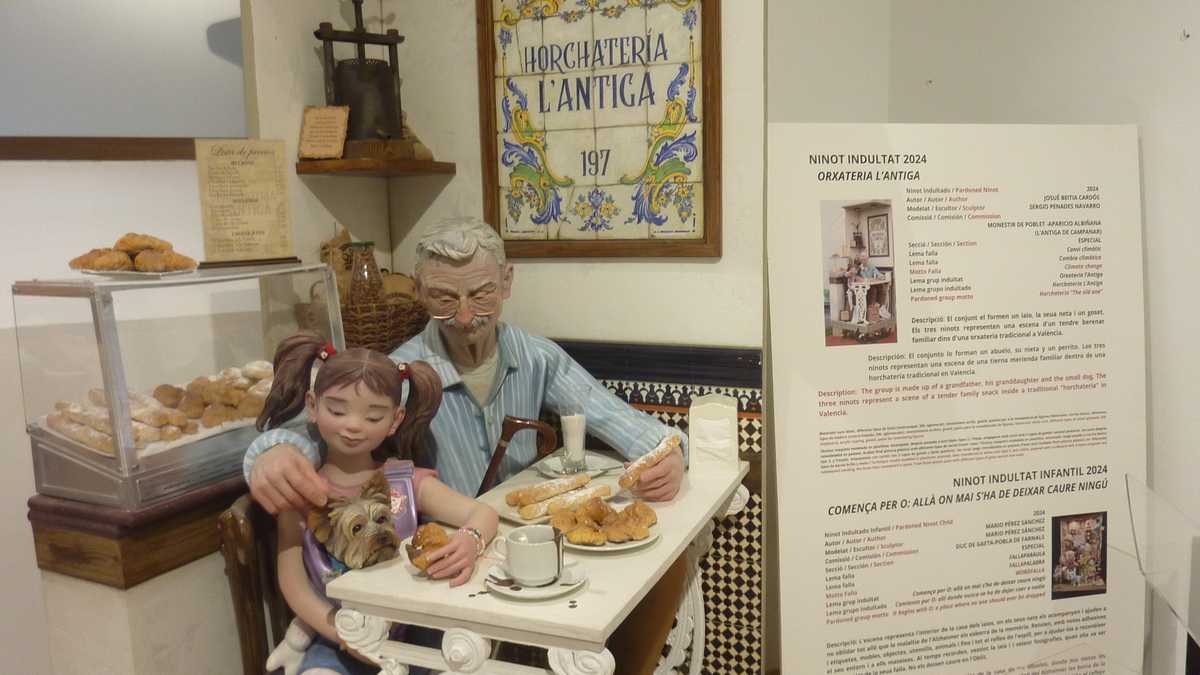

{"left": 458, "top": 527, "right": 486, "bottom": 556}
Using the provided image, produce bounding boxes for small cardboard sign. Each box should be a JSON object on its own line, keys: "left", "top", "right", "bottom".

{"left": 298, "top": 106, "right": 350, "bottom": 159}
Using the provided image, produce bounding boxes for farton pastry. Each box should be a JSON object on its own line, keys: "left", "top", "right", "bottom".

{"left": 618, "top": 435, "right": 682, "bottom": 490}
{"left": 114, "top": 233, "right": 172, "bottom": 254}
{"left": 536, "top": 484, "right": 611, "bottom": 518}
{"left": 237, "top": 392, "right": 266, "bottom": 419}
{"left": 505, "top": 473, "right": 590, "bottom": 507}
{"left": 201, "top": 403, "right": 236, "bottom": 428}
{"left": 248, "top": 378, "right": 272, "bottom": 397}
{"left": 47, "top": 413, "right": 115, "bottom": 456}
{"left": 242, "top": 360, "right": 273, "bottom": 380}
{"left": 162, "top": 407, "right": 188, "bottom": 427}
{"left": 160, "top": 425, "right": 182, "bottom": 442}
{"left": 153, "top": 384, "right": 184, "bottom": 408}
{"left": 133, "top": 249, "right": 197, "bottom": 272}
{"left": 178, "top": 392, "right": 205, "bottom": 419}
{"left": 69, "top": 248, "right": 133, "bottom": 271}
{"left": 182, "top": 420, "right": 199, "bottom": 435}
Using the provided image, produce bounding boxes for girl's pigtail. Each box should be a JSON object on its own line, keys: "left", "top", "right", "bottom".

{"left": 391, "top": 360, "right": 442, "bottom": 465}
{"left": 256, "top": 331, "right": 326, "bottom": 431}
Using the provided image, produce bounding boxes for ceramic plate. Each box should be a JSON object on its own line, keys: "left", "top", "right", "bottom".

{"left": 564, "top": 528, "right": 661, "bottom": 553}
{"left": 484, "top": 563, "right": 587, "bottom": 601}
{"left": 81, "top": 268, "right": 195, "bottom": 279}
{"left": 534, "top": 451, "right": 625, "bottom": 479}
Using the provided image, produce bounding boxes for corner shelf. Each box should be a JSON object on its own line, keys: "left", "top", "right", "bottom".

{"left": 295, "top": 157, "right": 456, "bottom": 177}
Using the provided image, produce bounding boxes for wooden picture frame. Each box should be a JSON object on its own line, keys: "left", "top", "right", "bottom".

{"left": 476, "top": 0, "right": 722, "bottom": 258}
{"left": 866, "top": 213, "right": 889, "bottom": 258}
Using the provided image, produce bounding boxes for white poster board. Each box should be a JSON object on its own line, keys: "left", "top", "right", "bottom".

{"left": 767, "top": 124, "right": 1146, "bottom": 674}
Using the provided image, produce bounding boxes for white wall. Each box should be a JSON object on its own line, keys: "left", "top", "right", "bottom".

{"left": 386, "top": 0, "right": 764, "bottom": 349}
{"left": 766, "top": 0, "right": 892, "bottom": 123}
{"left": 0, "top": 0, "right": 245, "bottom": 137}
{"left": 886, "top": 2, "right": 1198, "bottom": 673}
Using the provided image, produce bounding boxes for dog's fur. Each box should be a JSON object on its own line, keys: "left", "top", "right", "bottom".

{"left": 306, "top": 470, "right": 402, "bottom": 570}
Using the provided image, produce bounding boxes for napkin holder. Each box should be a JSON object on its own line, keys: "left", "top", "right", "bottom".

{"left": 688, "top": 394, "right": 739, "bottom": 472}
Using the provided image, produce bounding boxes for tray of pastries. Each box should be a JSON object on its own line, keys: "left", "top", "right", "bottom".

{"left": 41, "top": 360, "right": 274, "bottom": 458}
{"left": 69, "top": 232, "right": 197, "bottom": 276}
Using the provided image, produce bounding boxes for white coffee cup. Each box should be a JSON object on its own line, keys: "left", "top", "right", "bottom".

{"left": 494, "top": 525, "right": 563, "bottom": 587}
{"left": 560, "top": 413, "right": 587, "bottom": 472}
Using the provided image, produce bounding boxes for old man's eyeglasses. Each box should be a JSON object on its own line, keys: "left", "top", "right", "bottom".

{"left": 423, "top": 283, "right": 501, "bottom": 320}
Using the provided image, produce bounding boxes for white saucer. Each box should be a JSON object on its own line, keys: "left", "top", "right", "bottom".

{"left": 535, "top": 451, "right": 624, "bottom": 479}
{"left": 564, "top": 528, "right": 661, "bottom": 553}
{"left": 485, "top": 563, "right": 587, "bottom": 600}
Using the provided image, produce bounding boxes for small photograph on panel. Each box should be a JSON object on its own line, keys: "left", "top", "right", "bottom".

{"left": 820, "top": 200, "right": 897, "bottom": 347}
{"left": 1051, "top": 512, "right": 1107, "bottom": 600}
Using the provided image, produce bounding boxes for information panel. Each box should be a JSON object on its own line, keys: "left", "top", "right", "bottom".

{"left": 767, "top": 124, "right": 1147, "bottom": 674}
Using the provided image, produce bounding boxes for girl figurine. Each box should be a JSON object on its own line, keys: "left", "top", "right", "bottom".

{"left": 260, "top": 332, "right": 498, "bottom": 675}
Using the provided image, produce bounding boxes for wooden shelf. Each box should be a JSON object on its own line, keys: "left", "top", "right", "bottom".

{"left": 295, "top": 157, "right": 456, "bottom": 177}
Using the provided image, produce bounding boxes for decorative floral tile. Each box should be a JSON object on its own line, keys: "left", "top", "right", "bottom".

{"left": 498, "top": 187, "right": 548, "bottom": 240}
{"left": 554, "top": 184, "right": 599, "bottom": 241}
{"left": 495, "top": 75, "right": 546, "bottom": 137}
{"left": 493, "top": 18, "right": 543, "bottom": 78}
{"left": 592, "top": 185, "right": 647, "bottom": 239}
{"left": 646, "top": 60, "right": 702, "bottom": 126}
{"left": 594, "top": 124, "right": 648, "bottom": 187}
{"left": 646, "top": 1, "right": 700, "bottom": 66}
{"left": 649, "top": 181, "right": 703, "bottom": 239}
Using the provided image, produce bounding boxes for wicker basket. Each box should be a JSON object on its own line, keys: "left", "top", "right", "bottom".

{"left": 342, "top": 296, "right": 428, "bottom": 354}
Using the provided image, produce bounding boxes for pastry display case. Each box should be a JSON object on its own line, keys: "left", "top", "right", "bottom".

{"left": 13, "top": 263, "right": 344, "bottom": 509}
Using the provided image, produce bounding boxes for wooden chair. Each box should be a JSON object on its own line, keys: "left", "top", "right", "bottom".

{"left": 217, "top": 416, "right": 683, "bottom": 675}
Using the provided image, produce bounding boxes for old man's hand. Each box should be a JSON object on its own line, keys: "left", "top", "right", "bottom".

{"left": 249, "top": 444, "right": 330, "bottom": 514}
{"left": 630, "top": 445, "right": 684, "bottom": 502}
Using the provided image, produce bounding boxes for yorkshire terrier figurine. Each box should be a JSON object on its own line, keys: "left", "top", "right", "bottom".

{"left": 307, "top": 470, "right": 402, "bottom": 574}
{"left": 268, "top": 470, "right": 402, "bottom": 675}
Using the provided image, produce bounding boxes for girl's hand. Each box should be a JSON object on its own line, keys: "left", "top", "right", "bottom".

{"left": 422, "top": 533, "right": 479, "bottom": 587}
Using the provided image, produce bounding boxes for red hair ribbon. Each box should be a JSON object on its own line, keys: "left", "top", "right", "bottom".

{"left": 397, "top": 362, "right": 410, "bottom": 380}
{"left": 318, "top": 342, "right": 337, "bottom": 361}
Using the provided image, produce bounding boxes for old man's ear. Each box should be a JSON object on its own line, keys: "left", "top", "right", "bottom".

{"left": 501, "top": 263, "right": 514, "bottom": 299}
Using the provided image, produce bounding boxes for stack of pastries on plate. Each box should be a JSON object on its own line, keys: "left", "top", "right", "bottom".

{"left": 550, "top": 498, "right": 657, "bottom": 546}
{"left": 68, "top": 232, "right": 197, "bottom": 273}
{"left": 45, "top": 360, "right": 274, "bottom": 456}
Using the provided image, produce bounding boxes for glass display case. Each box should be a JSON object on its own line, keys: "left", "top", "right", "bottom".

{"left": 12, "top": 263, "right": 343, "bottom": 509}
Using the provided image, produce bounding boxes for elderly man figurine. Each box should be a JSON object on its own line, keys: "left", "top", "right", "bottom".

{"left": 244, "top": 216, "right": 686, "bottom": 513}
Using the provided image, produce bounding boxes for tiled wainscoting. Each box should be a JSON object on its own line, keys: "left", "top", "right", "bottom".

{"left": 559, "top": 341, "right": 764, "bottom": 674}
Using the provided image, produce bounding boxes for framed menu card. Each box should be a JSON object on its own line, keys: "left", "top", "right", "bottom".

{"left": 195, "top": 139, "right": 295, "bottom": 265}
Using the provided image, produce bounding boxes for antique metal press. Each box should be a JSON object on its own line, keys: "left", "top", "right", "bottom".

{"left": 315, "top": 0, "right": 409, "bottom": 156}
